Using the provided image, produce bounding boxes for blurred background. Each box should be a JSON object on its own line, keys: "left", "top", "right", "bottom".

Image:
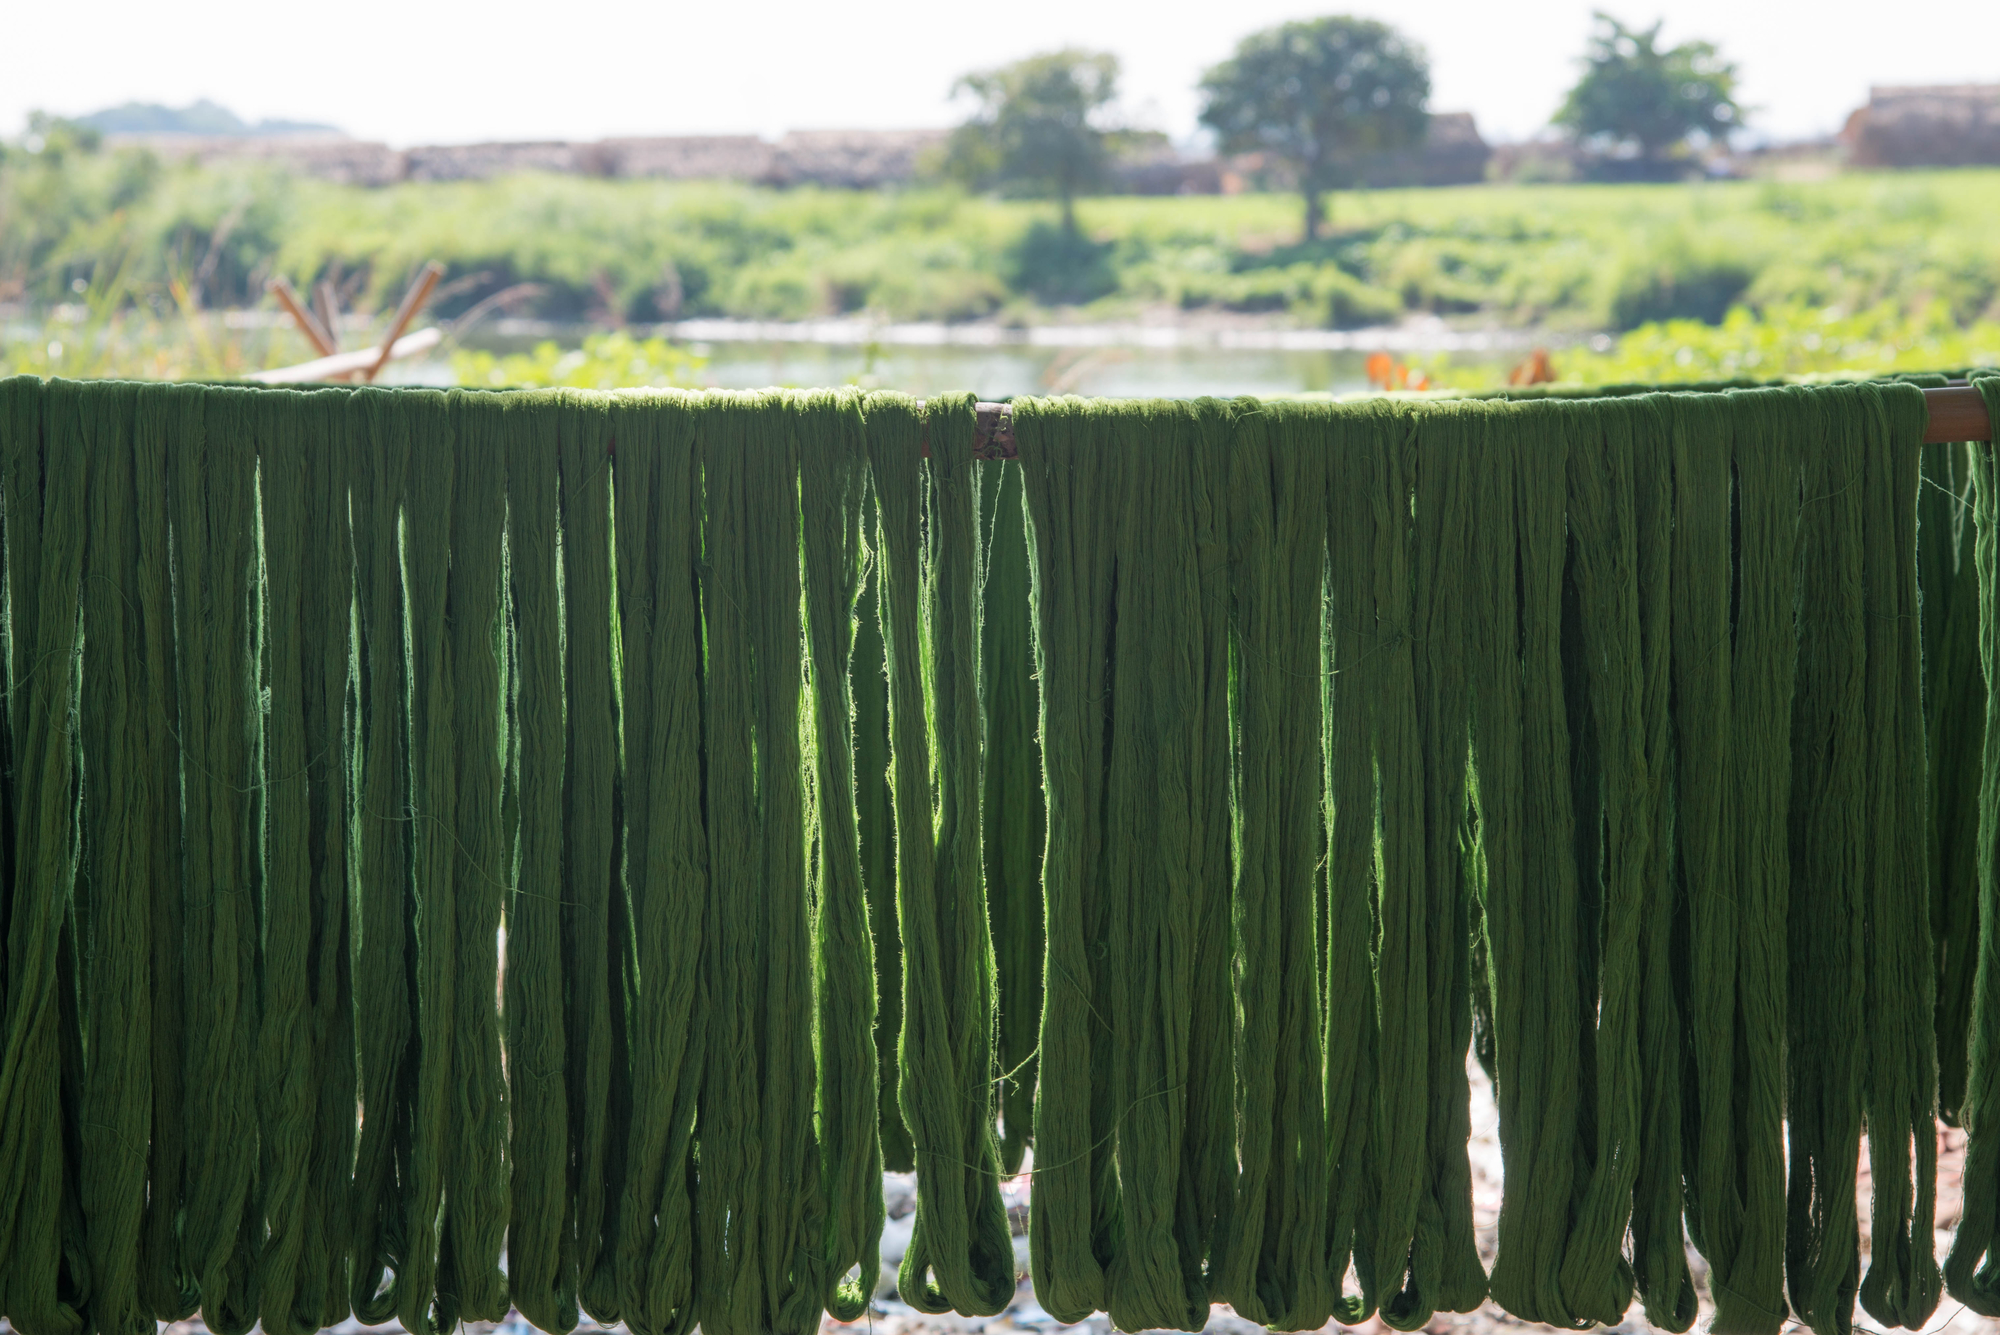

{"left": 5, "top": 0, "right": 1999, "bottom": 396}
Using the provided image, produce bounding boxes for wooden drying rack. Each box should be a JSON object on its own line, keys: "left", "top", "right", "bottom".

{"left": 954, "top": 384, "right": 1992, "bottom": 460}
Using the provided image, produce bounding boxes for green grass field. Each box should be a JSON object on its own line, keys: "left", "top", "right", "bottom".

{"left": 6, "top": 134, "right": 2000, "bottom": 387}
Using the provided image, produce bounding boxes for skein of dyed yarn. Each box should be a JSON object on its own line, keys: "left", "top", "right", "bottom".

{"left": 174, "top": 385, "right": 264, "bottom": 1335}
{"left": 131, "top": 383, "right": 200, "bottom": 1324}
{"left": 1017, "top": 396, "right": 1122, "bottom": 1327}
{"left": 610, "top": 392, "right": 707, "bottom": 1335}
{"left": 1222, "top": 398, "right": 1336, "bottom": 1331}
{"left": 502, "top": 393, "right": 579, "bottom": 1335}
{"left": 438, "top": 390, "right": 512, "bottom": 1324}
{"left": 1945, "top": 373, "right": 2000, "bottom": 1317}
{"left": 980, "top": 457, "right": 1046, "bottom": 1178}
{"left": 76, "top": 381, "right": 155, "bottom": 1335}
{"left": 252, "top": 389, "right": 333, "bottom": 1335}
{"left": 557, "top": 394, "right": 631, "bottom": 1327}
{"left": 1855, "top": 384, "right": 1942, "bottom": 1332}
{"left": 695, "top": 394, "right": 827, "bottom": 1335}
{"left": 795, "top": 390, "right": 887, "bottom": 1323}
{"left": 869, "top": 392, "right": 1016, "bottom": 1320}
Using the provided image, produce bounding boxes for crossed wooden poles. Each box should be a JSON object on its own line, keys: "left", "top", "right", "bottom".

{"left": 253, "top": 260, "right": 444, "bottom": 385}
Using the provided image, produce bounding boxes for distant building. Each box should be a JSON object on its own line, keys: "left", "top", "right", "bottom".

{"left": 767, "top": 130, "right": 949, "bottom": 188}
{"left": 97, "top": 127, "right": 951, "bottom": 189}
{"left": 95, "top": 116, "right": 1500, "bottom": 192}
{"left": 1212, "top": 112, "right": 1491, "bottom": 193}
{"left": 1349, "top": 113, "right": 1492, "bottom": 188}
{"left": 1842, "top": 85, "right": 2000, "bottom": 168}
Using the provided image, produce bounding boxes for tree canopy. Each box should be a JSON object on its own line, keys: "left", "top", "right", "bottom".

{"left": 1554, "top": 14, "right": 1744, "bottom": 175}
{"left": 1198, "top": 17, "right": 1430, "bottom": 239}
{"left": 941, "top": 49, "right": 1119, "bottom": 234}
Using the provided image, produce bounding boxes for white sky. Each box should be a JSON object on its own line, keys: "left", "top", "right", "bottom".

{"left": 6, "top": 0, "right": 1997, "bottom": 148}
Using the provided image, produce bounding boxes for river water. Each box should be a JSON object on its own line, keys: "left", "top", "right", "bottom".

{"left": 452, "top": 317, "right": 1540, "bottom": 399}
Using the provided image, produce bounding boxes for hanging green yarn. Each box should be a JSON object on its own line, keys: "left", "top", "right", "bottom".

{"left": 1674, "top": 390, "right": 1792, "bottom": 1335}
{"left": 557, "top": 393, "right": 630, "bottom": 1326}
{"left": 1856, "top": 384, "right": 1942, "bottom": 1332}
{"left": 4, "top": 371, "right": 2000, "bottom": 1335}
{"left": 979, "top": 458, "right": 1046, "bottom": 1178}
{"left": 176, "top": 384, "right": 264, "bottom": 1335}
{"left": 853, "top": 521, "right": 911, "bottom": 1173}
{"left": 795, "top": 389, "right": 887, "bottom": 1324}
{"left": 76, "top": 379, "right": 154, "bottom": 1335}
{"left": 396, "top": 387, "right": 461, "bottom": 1335}
{"left": 1920, "top": 433, "right": 1985, "bottom": 1125}
{"left": 1946, "top": 371, "right": 2000, "bottom": 1316}
{"left": 1223, "top": 397, "right": 1335, "bottom": 1331}
{"left": 1472, "top": 399, "right": 1592, "bottom": 1332}
{"left": 1396, "top": 402, "right": 1485, "bottom": 1332}
{"left": 1329, "top": 399, "right": 1482, "bottom": 1333}
{"left": 438, "top": 389, "right": 512, "bottom": 1325}
{"left": 870, "top": 391, "right": 1016, "bottom": 1319}
{"left": 1554, "top": 395, "right": 1676, "bottom": 1327}
{"left": 1786, "top": 384, "right": 1868, "bottom": 1335}
{"left": 132, "top": 383, "right": 200, "bottom": 1324}
{"left": 1017, "top": 396, "right": 1121, "bottom": 1326}
{"left": 1094, "top": 400, "right": 1233, "bottom": 1334}
{"left": 695, "top": 392, "right": 826, "bottom": 1335}
{"left": 501, "top": 391, "right": 579, "bottom": 1335}
{"left": 0, "top": 376, "right": 90, "bottom": 1335}
{"left": 609, "top": 391, "right": 707, "bottom": 1335}
{"left": 291, "top": 387, "right": 357, "bottom": 1332}
{"left": 252, "top": 388, "right": 329, "bottom": 1335}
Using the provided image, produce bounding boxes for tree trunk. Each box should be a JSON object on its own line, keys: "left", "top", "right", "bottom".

{"left": 1060, "top": 190, "right": 1077, "bottom": 238}
{"left": 1303, "top": 189, "right": 1324, "bottom": 241}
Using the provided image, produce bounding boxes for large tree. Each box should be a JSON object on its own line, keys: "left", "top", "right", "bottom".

{"left": 942, "top": 49, "right": 1119, "bottom": 235}
{"left": 1554, "top": 14, "right": 1744, "bottom": 175}
{"left": 1198, "top": 17, "right": 1430, "bottom": 240}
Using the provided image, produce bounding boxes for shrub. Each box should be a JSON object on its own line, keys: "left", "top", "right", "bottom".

{"left": 1002, "top": 220, "right": 1117, "bottom": 304}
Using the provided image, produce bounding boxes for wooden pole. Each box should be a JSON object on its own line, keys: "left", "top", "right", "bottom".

{"left": 265, "top": 277, "right": 337, "bottom": 357}
{"left": 365, "top": 260, "right": 446, "bottom": 384}
{"left": 954, "top": 387, "right": 1990, "bottom": 458}
{"left": 1924, "top": 384, "right": 1992, "bottom": 444}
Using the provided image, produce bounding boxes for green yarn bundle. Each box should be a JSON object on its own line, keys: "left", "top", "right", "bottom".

{"left": 0, "top": 370, "right": 1995, "bottom": 1335}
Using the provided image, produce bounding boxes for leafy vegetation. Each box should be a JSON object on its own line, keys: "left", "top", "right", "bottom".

{"left": 941, "top": 50, "right": 1121, "bottom": 236}
{"left": 1563, "top": 301, "right": 2000, "bottom": 384}
{"left": 1198, "top": 17, "right": 1432, "bottom": 239}
{"left": 6, "top": 133, "right": 2000, "bottom": 346}
{"left": 1554, "top": 14, "right": 1744, "bottom": 179}
{"left": 452, "top": 331, "right": 707, "bottom": 389}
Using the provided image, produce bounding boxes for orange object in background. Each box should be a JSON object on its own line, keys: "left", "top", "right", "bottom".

{"left": 1365, "top": 352, "right": 1430, "bottom": 392}
{"left": 1508, "top": 348, "right": 1557, "bottom": 385}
